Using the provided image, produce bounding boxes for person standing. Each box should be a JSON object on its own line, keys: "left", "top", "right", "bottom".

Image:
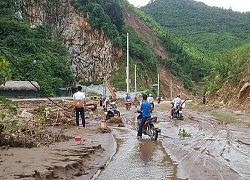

{"left": 202, "top": 95, "right": 206, "bottom": 105}
{"left": 137, "top": 94, "right": 151, "bottom": 140}
{"left": 73, "top": 86, "right": 86, "bottom": 128}
{"left": 99, "top": 94, "right": 103, "bottom": 107}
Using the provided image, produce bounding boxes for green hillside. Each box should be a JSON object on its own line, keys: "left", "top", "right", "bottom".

{"left": 141, "top": 0, "right": 250, "bottom": 52}
{"left": 0, "top": 0, "right": 216, "bottom": 97}
{"left": 2, "top": 0, "right": 248, "bottom": 98}
{"left": 0, "top": 0, "right": 74, "bottom": 96}
{"left": 72, "top": 0, "right": 213, "bottom": 93}
{"left": 203, "top": 42, "right": 250, "bottom": 93}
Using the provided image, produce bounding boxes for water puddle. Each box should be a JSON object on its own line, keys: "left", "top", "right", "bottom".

{"left": 95, "top": 126, "right": 184, "bottom": 180}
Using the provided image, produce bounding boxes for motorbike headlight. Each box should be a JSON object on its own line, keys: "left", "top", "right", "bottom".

{"left": 104, "top": 112, "right": 107, "bottom": 115}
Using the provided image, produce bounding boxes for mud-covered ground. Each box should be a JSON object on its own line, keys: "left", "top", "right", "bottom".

{"left": 153, "top": 101, "right": 250, "bottom": 179}
{"left": 1, "top": 98, "right": 250, "bottom": 179}
{"left": 0, "top": 98, "right": 117, "bottom": 180}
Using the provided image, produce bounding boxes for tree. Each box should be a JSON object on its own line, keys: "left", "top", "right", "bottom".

{"left": 105, "top": 2, "right": 124, "bottom": 32}
{"left": 0, "top": 0, "right": 16, "bottom": 18}
{"left": 0, "top": 56, "right": 11, "bottom": 85}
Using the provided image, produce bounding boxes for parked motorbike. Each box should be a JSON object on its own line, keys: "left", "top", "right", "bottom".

{"left": 105, "top": 101, "right": 120, "bottom": 119}
{"left": 136, "top": 111, "right": 161, "bottom": 140}
{"left": 125, "top": 99, "right": 131, "bottom": 111}
{"left": 171, "top": 100, "right": 186, "bottom": 120}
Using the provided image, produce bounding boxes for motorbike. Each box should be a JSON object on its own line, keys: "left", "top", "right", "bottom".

{"left": 157, "top": 98, "right": 161, "bottom": 104}
{"left": 136, "top": 111, "right": 161, "bottom": 140}
{"left": 125, "top": 99, "right": 132, "bottom": 111}
{"left": 171, "top": 100, "right": 186, "bottom": 120}
{"left": 105, "top": 101, "right": 120, "bottom": 119}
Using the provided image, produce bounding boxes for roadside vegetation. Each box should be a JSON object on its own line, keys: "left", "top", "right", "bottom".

{"left": 210, "top": 112, "right": 242, "bottom": 124}
{"left": 187, "top": 101, "right": 249, "bottom": 127}
{"left": 210, "top": 112, "right": 250, "bottom": 127}
{"left": 178, "top": 128, "right": 191, "bottom": 137}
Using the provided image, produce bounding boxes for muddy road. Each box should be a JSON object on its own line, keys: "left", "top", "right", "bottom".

{"left": 1, "top": 98, "right": 249, "bottom": 180}
{"left": 96, "top": 101, "right": 250, "bottom": 180}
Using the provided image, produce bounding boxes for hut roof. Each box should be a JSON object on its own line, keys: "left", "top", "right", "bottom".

{"left": 0, "top": 81, "right": 40, "bottom": 91}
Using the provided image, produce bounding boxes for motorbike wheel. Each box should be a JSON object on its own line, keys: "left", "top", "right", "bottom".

{"left": 106, "top": 111, "right": 114, "bottom": 119}
{"left": 176, "top": 112, "right": 180, "bottom": 119}
{"left": 149, "top": 124, "right": 158, "bottom": 140}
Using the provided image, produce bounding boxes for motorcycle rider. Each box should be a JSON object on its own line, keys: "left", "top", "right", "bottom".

{"left": 125, "top": 93, "right": 131, "bottom": 110}
{"left": 157, "top": 94, "right": 161, "bottom": 104}
{"left": 125, "top": 93, "right": 131, "bottom": 103}
{"left": 137, "top": 94, "right": 151, "bottom": 140}
{"left": 171, "top": 94, "right": 182, "bottom": 119}
{"left": 103, "top": 95, "right": 112, "bottom": 111}
{"left": 125, "top": 93, "right": 131, "bottom": 101}
{"left": 147, "top": 94, "right": 154, "bottom": 108}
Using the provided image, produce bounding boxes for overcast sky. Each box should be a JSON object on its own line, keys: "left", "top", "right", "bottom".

{"left": 127, "top": 0, "right": 250, "bottom": 12}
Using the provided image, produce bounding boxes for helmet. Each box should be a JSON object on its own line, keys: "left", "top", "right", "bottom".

{"left": 176, "top": 94, "right": 180, "bottom": 97}
{"left": 149, "top": 94, "right": 152, "bottom": 97}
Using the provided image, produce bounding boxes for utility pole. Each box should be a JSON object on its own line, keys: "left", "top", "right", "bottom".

{"left": 135, "top": 64, "right": 137, "bottom": 97}
{"left": 126, "top": 33, "right": 130, "bottom": 95}
{"left": 171, "top": 78, "right": 173, "bottom": 99}
{"left": 157, "top": 73, "right": 160, "bottom": 96}
{"left": 103, "top": 78, "right": 106, "bottom": 97}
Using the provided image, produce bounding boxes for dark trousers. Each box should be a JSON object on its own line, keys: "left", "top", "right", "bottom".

{"left": 137, "top": 117, "right": 150, "bottom": 137}
{"left": 75, "top": 107, "right": 85, "bottom": 127}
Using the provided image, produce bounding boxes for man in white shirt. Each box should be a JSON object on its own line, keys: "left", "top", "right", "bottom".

{"left": 73, "top": 86, "right": 86, "bottom": 128}
{"left": 171, "top": 94, "right": 182, "bottom": 118}
{"left": 103, "top": 95, "right": 112, "bottom": 110}
{"left": 147, "top": 94, "right": 154, "bottom": 111}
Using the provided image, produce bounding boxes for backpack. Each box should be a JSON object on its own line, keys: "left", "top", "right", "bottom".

{"left": 73, "top": 95, "right": 84, "bottom": 108}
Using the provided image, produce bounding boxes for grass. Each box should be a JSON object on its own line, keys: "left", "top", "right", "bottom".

{"left": 86, "top": 91, "right": 100, "bottom": 97}
{"left": 210, "top": 111, "right": 243, "bottom": 124}
{"left": 188, "top": 101, "right": 250, "bottom": 127}
{"left": 178, "top": 128, "right": 191, "bottom": 137}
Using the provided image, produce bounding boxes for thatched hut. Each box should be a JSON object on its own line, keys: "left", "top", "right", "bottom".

{"left": 0, "top": 81, "right": 40, "bottom": 98}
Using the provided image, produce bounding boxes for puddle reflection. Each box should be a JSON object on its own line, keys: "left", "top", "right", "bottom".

{"left": 139, "top": 140, "right": 158, "bottom": 165}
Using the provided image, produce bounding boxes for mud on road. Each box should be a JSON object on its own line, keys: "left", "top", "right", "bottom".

{"left": 0, "top": 98, "right": 249, "bottom": 180}
{"left": 151, "top": 101, "right": 250, "bottom": 180}
{"left": 0, "top": 98, "right": 116, "bottom": 180}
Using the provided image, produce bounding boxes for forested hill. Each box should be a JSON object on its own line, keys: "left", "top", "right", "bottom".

{"left": 141, "top": 0, "right": 250, "bottom": 52}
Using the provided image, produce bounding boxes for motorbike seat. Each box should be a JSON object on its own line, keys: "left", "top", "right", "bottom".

{"left": 146, "top": 116, "right": 157, "bottom": 122}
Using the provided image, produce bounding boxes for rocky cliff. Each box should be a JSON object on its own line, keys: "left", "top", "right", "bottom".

{"left": 19, "top": 0, "right": 122, "bottom": 82}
